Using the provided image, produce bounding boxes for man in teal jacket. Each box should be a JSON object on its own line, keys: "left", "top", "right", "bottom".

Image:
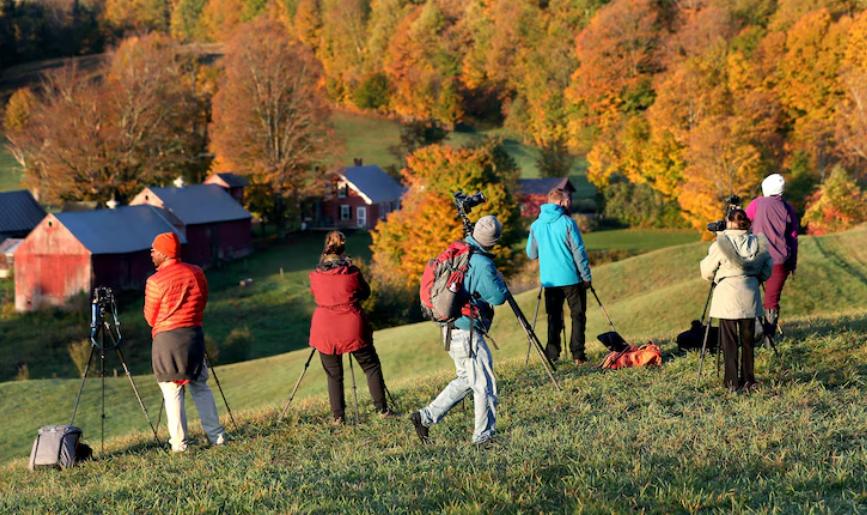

{"left": 411, "top": 215, "right": 509, "bottom": 446}
{"left": 526, "top": 188, "right": 592, "bottom": 364}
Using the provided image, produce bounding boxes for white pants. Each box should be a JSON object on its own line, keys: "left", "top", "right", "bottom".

{"left": 157, "top": 364, "right": 226, "bottom": 452}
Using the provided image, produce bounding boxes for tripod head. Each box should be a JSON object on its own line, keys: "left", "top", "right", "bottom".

{"left": 453, "top": 191, "right": 486, "bottom": 237}
{"left": 90, "top": 286, "right": 123, "bottom": 348}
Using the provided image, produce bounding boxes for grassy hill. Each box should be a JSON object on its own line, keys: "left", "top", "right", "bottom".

{"left": 0, "top": 309, "right": 864, "bottom": 511}
{"left": 0, "top": 228, "right": 867, "bottom": 488}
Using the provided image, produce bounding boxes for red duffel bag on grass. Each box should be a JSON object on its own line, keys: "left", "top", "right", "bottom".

{"left": 601, "top": 343, "right": 663, "bottom": 370}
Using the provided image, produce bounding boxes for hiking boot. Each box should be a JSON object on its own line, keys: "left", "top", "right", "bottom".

{"left": 473, "top": 436, "right": 497, "bottom": 449}
{"left": 410, "top": 412, "right": 430, "bottom": 444}
{"left": 379, "top": 409, "right": 401, "bottom": 419}
{"left": 742, "top": 381, "right": 760, "bottom": 394}
{"left": 573, "top": 357, "right": 588, "bottom": 366}
{"left": 331, "top": 416, "right": 345, "bottom": 427}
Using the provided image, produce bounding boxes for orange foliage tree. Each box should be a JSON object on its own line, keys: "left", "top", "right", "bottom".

{"left": 4, "top": 35, "right": 202, "bottom": 205}
{"left": 209, "top": 18, "right": 331, "bottom": 227}
{"left": 383, "top": 1, "right": 465, "bottom": 126}
{"left": 370, "top": 141, "right": 522, "bottom": 290}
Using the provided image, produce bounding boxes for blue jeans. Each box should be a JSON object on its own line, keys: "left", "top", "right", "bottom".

{"left": 419, "top": 328, "right": 498, "bottom": 443}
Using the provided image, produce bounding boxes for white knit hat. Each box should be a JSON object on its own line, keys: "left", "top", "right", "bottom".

{"left": 762, "top": 174, "right": 785, "bottom": 197}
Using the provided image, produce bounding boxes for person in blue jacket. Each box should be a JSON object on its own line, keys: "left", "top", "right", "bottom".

{"left": 411, "top": 215, "right": 509, "bottom": 446}
{"left": 526, "top": 188, "right": 592, "bottom": 365}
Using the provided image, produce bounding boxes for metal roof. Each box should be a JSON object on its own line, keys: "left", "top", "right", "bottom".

{"left": 0, "top": 190, "right": 46, "bottom": 233}
{"left": 141, "top": 184, "right": 251, "bottom": 225}
{"left": 208, "top": 172, "right": 250, "bottom": 188}
{"left": 0, "top": 238, "right": 23, "bottom": 256}
{"left": 517, "top": 177, "right": 575, "bottom": 196}
{"left": 339, "top": 165, "right": 405, "bottom": 204}
{"left": 55, "top": 205, "right": 187, "bottom": 255}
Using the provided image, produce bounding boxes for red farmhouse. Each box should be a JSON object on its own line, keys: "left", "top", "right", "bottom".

{"left": 14, "top": 205, "right": 186, "bottom": 312}
{"left": 130, "top": 184, "right": 252, "bottom": 267}
{"left": 516, "top": 177, "right": 576, "bottom": 219}
{"left": 318, "top": 163, "right": 405, "bottom": 230}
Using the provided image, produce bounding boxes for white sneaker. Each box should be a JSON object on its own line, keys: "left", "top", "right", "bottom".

{"left": 212, "top": 433, "right": 228, "bottom": 446}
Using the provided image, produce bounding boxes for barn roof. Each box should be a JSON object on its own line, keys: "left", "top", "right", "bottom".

{"left": 0, "top": 238, "right": 23, "bottom": 256}
{"left": 141, "top": 184, "right": 251, "bottom": 225}
{"left": 0, "top": 190, "right": 46, "bottom": 234}
{"left": 207, "top": 172, "right": 250, "bottom": 188}
{"left": 517, "top": 177, "right": 576, "bottom": 196}
{"left": 55, "top": 205, "right": 187, "bottom": 255}
{"left": 339, "top": 165, "right": 405, "bottom": 204}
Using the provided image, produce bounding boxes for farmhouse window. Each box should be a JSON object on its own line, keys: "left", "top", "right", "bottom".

{"left": 340, "top": 205, "right": 351, "bottom": 221}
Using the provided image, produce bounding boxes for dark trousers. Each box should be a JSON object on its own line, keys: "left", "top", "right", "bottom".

{"left": 763, "top": 264, "right": 791, "bottom": 310}
{"left": 319, "top": 344, "right": 387, "bottom": 420}
{"left": 719, "top": 319, "right": 756, "bottom": 389}
{"left": 544, "top": 284, "right": 587, "bottom": 361}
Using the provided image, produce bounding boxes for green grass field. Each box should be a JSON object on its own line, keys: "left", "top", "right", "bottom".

{"left": 0, "top": 134, "right": 22, "bottom": 191}
{"left": 583, "top": 228, "right": 698, "bottom": 252}
{"left": 0, "top": 227, "right": 864, "bottom": 512}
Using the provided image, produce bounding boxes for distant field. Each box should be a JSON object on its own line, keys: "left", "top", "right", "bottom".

{"left": 330, "top": 111, "right": 594, "bottom": 193}
{"left": 0, "top": 135, "right": 22, "bottom": 191}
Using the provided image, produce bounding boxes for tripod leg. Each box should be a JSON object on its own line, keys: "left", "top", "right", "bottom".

{"left": 113, "top": 345, "right": 161, "bottom": 446}
{"left": 278, "top": 348, "right": 316, "bottom": 421}
{"left": 204, "top": 352, "right": 237, "bottom": 431}
{"left": 348, "top": 354, "right": 360, "bottom": 425}
{"left": 69, "top": 344, "right": 96, "bottom": 426}
{"left": 100, "top": 342, "right": 105, "bottom": 455}
{"left": 506, "top": 293, "right": 561, "bottom": 391}
{"left": 384, "top": 385, "right": 400, "bottom": 413}
{"left": 696, "top": 318, "right": 713, "bottom": 384}
{"left": 527, "top": 286, "right": 543, "bottom": 367}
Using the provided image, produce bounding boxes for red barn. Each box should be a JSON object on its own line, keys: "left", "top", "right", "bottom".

{"left": 516, "top": 177, "right": 576, "bottom": 219}
{"left": 14, "top": 205, "right": 186, "bottom": 312}
{"left": 316, "top": 163, "right": 405, "bottom": 230}
{"left": 204, "top": 172, "right": 249, "bottom": 204}
{"left": 130, "top": 184, "right": 252, "bottom": 267}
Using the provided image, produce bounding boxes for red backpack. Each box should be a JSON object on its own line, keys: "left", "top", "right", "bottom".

{"left": 419, "top": 241, "right": 475, "bottom": 323}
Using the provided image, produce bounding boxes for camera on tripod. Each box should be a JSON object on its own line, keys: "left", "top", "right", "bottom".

{"left": 453, "top": 191, "right": 487, "bottom": 235}
{"left": 706, "top": 194, "right": 743, "bottom": 233}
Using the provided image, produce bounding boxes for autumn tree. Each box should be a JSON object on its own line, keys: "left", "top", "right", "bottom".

{"left": 103, "top": 0, "right": 171, "bottom": 34}
{"left": 802, "top": 165, "right": 867, "bottom": 234}
{"left": 209, "top": 17, "right": 331, "bottom": 228}
{"left": 835, "top": 10, "right": 867, "bottom": 174}
{"left": 370, "top": 140, "right": 522, "bottom": 291}
{"left": 4, "top": 34, "right": 202, "bottom": 205}
{"left": 383, "top": 1, "right": 465, "bottom": 126}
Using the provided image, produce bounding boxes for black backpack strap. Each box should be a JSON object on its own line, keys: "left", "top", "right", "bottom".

{"left": 444, "top": 323, "right": 452, "bottom": 352}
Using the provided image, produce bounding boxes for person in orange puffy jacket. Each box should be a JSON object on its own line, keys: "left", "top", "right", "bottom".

{"left": 145, "top": 232, "right": 226, "bottom": 452}
{"left": 308, "top": 231, "right": 396, "bottom": 424}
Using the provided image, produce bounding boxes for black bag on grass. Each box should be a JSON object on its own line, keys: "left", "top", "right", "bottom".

{"left": 28, "top": 425, "right": 91, "bottom": 471}
{"left": 597, "top": 331, "right": 629, "bottom": 353}
{"left": 676, "top": 320, "right": 718, "bottom": 352}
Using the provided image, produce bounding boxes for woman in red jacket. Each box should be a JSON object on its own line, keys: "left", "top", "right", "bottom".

{"left": 309, "top": 231, "right": 395, "bottom": 423}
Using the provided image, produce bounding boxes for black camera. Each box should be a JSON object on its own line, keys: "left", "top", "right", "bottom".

{"left": 453, "top": 191, "right": 486, "bottom": 214}
{"left": 706, "top": 194, "right": 743, "bottom": 232}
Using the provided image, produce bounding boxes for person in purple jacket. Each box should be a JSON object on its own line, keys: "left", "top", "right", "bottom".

{"left": 745, "top": 173, "right": 799, "bottom": 337}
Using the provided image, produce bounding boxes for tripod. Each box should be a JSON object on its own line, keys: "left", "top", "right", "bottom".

{"left": 278, "top": 349, "right": 401, "bottom": 423}
{"left": 69, "top": 287, "right": 161, "bottom": 455}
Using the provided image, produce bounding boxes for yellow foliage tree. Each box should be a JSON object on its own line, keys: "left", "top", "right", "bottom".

{"left": 370, "top": 141, "right": 521, "bottom": 290}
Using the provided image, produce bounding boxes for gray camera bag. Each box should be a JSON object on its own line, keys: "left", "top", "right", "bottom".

{"left": 28, "top": 425, "right": 83, "bottom": 470}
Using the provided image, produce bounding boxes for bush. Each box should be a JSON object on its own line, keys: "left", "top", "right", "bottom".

{"left": 573, "top": 214, "right": 598, "bottom": 233}
{"left": 357, "top": 259, "right": 423, "bottom": 330}
{"left": 602, "top": 177, "right": 687, "bottom": 228}
{"left": 221, "top": 327, "right": 252, "bottom": 363}
{"left": 352, "top": 73, "right": 390, "bottom": 110}
{"left": 204, "top": 334, "right": 220, "bottom": 364}
{"left": 803, "top": 166, "right": 867, "bottom": 235}
{"left": 15, "top": 362, "right": 29, "bottom": 381}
